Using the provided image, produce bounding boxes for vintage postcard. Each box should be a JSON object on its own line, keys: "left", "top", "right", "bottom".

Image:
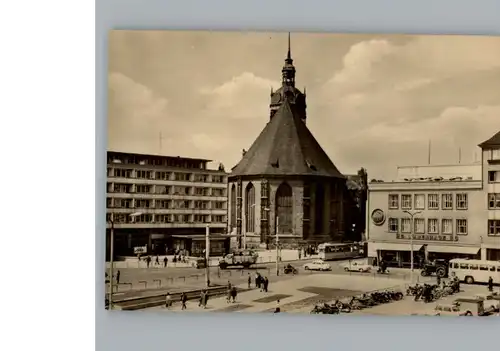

{"left": 106, "top": 30, "right": 500, "bottom": 316}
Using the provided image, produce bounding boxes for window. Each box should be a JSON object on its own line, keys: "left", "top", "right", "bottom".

{"left": 456, "top": 193, "right": 468, "bottom": 210}
{"left": 479, "top": 265, "right": 489, "bottom": 271}
{"left": 441, "top": 219, "right": 453, "bottom": 235}
{"left": 488, "top": 220, "right": 500, "bottom": 236}
{"left": 213, "top": 188, "right": 225, "bottom": 197}
{"left": 136, "top": 170, "right": 151, "bottom": 179}
{"left": 469, "top": 264, "right": 478, "bottom": 270}
{"left": 388, "top": 195, "right": 399, "bottom": 209}
{"left": 107, "top": 167, "right": 112, "bottom": 177}
{"left": 213, "top": 215, "right": 224, "bottom": 223}
{"left": 414, "top": 218, "right": 425, "bottom": 234}
{"left": 401, "top": 218, "right": 411, "bottom": 233}
{"left": 155, "top": 171, "right": 171, "bottom": 181}
{"left": 194, "top": 174, "right": 207, "bottom": 182}
{"left": 114, "top": 168, "right": 132, "bottom": 178}
{"left": 388, "top": 218, "right": 398, "bottom": 233}
{"left": 428, "top": 218, "right": 438, "bottom": 234}
{"left": 414, "top": 194, "right": 425, "bottom": 210}
{"left": 212, "top": 175, "right": 224, "bottom": 183}
{"left": 442, "top": 194, "right": 453, "bottom": 210}
{"left": 230, "top": 184, "right": 236, "bottom": 227}
{"left": 428, "top": 194, "right": 439, "bottom": 209}
{"left": 155, "top": 185, "right": 169, "bottom": 194}
{"left": 276, "top": 182, "right": 294, "bottom": 234}
{"left": 489, "top": 171, "right": 499, "bottom": 182}
{"left": 401, "top": 195, "right": 412, "bottom": 209}
{"left": 135, "top": 214, "right": 153, "bottom": 223}
{"left": 456, "top": 219, "right": 467, "bottom": 235}
{"left": 213, "top": 201, "right": 224, "bottom": 209}
{"left": 156, "top": 200, "right": 170, "bottom": 209}
{"left": 245, "top": 183, "right": 256, "bottom": 232}
{"left": 459, "top": 263, "right": 469, "bottom": 269}
{"left": 488, "top": 193, "right": 500, "bottom": 209}
{"left": 174, "top": 173, "right": 189, "bottom": 181}
{"left": 113, "top": 183, "right": 130, "bottom": 193}
{"left": 136, "top": 185, "right": 151, "bottom": 194}
{"left": 492, "top": 149, "right": 500, "bottom": 160}
{"left": 195, "top": 187, "right": 206, "bottom": 196}
{"left": 106, "top": 198, "right": 113, "bottom": 208}
{"left": 136, "top": 199, "right": 151, "bottom": 208}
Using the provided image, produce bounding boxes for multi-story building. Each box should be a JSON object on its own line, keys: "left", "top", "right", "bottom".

{"left": 106, "top": 151, "right": 229, "bottom": 257}
{"left": 367, "top": 130, "right": 500, "bottom": 266}
{"left": 367, "top": 163, "right": 485, "bottom": 266}
{"left": 480, "top": 131, "right": 500, "bottom": 261}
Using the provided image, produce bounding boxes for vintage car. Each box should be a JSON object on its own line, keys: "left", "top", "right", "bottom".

{"left": 434, "top": 304, "right": 465, "bottom": 316}
{"left": 341, "top": 261, "right": 372, "bottom": 273}
{"left": 303, "top": 260, "right": 332, "bottom": 271}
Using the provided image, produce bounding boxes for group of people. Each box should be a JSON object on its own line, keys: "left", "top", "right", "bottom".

{"left": 226, "top": 281, "right": 238, "bottom": 303}
{"left": 254, "top": 273, "right": 270, "bottom": 292}
{"left": 140, "top": 254, "right": 189, "bottom": 268}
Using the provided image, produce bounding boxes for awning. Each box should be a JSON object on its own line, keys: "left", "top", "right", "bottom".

{"left": 427, "top": 245, "right": 480, "bottom": 255}
{"left": 370, "top": 242, "right": 423, "bottom": 252}
{"left": 171, "top": 235, "right": 227, "bottom": 241}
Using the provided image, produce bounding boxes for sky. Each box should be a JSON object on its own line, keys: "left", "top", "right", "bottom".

{"left": 108, "top": 30, "right": 500, "bottom": 180}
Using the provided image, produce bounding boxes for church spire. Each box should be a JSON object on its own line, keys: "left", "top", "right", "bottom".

{"left": 282, "top": 32, "right": 296, "bottom": 87}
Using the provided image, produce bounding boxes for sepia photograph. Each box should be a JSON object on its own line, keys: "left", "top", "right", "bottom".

{"left": 105, "top": 30, "right": 500, "bottom": 316}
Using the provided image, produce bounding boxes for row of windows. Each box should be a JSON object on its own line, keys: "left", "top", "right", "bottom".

{"left": 387, "top": 218, "right": 468, "bottom": 235}
{"left": 107, "top": 168, "right": 226, "bottom": 183}
{"left": 106, "top": 213, "right": 226, "bottom": 224}
{"left": 108, "top": 183, "right": 226, "bottom": 197}
{"left": 107, "top": 198, "right": 226, "bottom": 210}
{"left": 451, "top": 262, "right": 500, "bottom": 272}
{"left": 388, "top": 193, "right": 468, "bottom": 210}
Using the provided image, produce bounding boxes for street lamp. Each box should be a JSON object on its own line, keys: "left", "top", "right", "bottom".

{"left": 107, "top": 211, "right": 142, "bottom": 310}
{"left": 205, "top": 224, "right": 210, "bottom": 288}
{"left": 263, "top": 207, "right": 279, "bottom": 276}
{"left": 403, "top": 210, "right": 422, "bottom": 283}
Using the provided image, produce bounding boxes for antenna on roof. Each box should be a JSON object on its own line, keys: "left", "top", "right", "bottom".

{"left": 427, "top": 139, "right": 432, "bottom": 165}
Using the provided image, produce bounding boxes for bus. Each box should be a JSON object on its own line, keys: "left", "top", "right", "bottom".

{"left": 448, "top": 259, "right": 500, "bottom": 285}
{"left": 318, "top": 242, "right": 364, "bottom": 261}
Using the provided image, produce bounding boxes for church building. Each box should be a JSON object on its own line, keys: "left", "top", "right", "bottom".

{"left": 227, "top": 34, "right": 355, "bottom": 249}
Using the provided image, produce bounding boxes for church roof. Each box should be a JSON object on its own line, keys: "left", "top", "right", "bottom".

{"left": 479, "top": 131, "right": 500, "bottom": 149}
{"left": 230, "top": 98, "right": 345, "bottom": 178}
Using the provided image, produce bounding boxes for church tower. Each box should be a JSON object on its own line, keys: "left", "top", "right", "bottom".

{"left": 269, "top": 33, "right": 307, "bottom": 123}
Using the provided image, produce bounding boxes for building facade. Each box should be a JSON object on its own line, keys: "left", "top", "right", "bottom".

{"left": 106, "top": 151, "right": 228, "bottom": 257}
{"left": 227, "top": 35, "right": 353, "bottom": 249}
{"left": 480, "top": 131, "right": 500, "bottom": 261}
{"left": 367, "top": 131, "right": 500, "bottom": 265}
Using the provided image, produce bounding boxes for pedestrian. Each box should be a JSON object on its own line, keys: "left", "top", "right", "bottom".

{"left": 163, "top": 256, "right": 168, "bottom": 268}
{"left": 155, "top": 255, "right": 160, "bottom": 266}
{"left": 274, "top": 299, "right": 281, "bottom": 313}
{"left": 203, "top": 290, "right": 209, "bottom": 309}
{"left": 146, "top": 255, "right": 151, "bottom": 268}
{"left": 231, "top": 287, "right": 237, "bottom": 303}
{"left": 181, "top": 292, "right": 187, "bottom": 310}
{"left": 298, "top": 249, "right": 301, "bottom": 260}
{"left": 488, "top": 276, "right": 494, "bottom": 292}
{"left": 165, "top": 292, "right": 172, "bottom": 309}
{"left": 199, "top": 290, "right": 205, "bottom": 307}
{"left": 173, "top": 255, "right": 177, "bottom": 263}
{"left": 226, "top": 286, "right": 232, "bottom": 303}
{"left": 255, "top": 273, "right": 261, "bottom": 289}
{"left": 437, "top": 275, "right": 441, "bottom": 286}
{"left": 116, "top": 270, "right": 120, "bottom": 285}
{"left": 264, "top": 277, "right": 269, "bottom": 293}
{"left": 247, "top": 273, "right": 251, "bottom": 289}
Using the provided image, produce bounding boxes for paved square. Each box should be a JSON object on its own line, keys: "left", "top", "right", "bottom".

{"left": 253, "top": 294, "right": 291, "bottom": 303}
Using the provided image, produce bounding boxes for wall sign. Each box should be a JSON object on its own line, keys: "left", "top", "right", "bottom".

{"left": 371, "top": 209, "right": 386, "bottom": 226}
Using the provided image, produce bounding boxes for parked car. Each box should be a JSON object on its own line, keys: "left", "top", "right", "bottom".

{"left": 341, "top": 261, "right": 372, "bottom": 273}
{"left": 303, "top": 260, "right": 331, "bottom": 271}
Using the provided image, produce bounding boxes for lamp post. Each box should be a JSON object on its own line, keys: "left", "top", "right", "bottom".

{"left": 403, "top": 210, "right": 421, "bottom": 283}
{"left": 263, "top": 207, "right": 280, "bottom": 276}
{"left": 205, "top": 224, "right": 210, "bottom": 287}
{"left": 107, "top": 211, "right": 142, "bottom": 310}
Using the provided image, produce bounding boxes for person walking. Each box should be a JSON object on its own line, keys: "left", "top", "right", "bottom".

{"left": 231, "top": 286, "right": 237, "bottom": 303}
{"left": 145, "top": 255, "right": 151, "bottom": 268}
{"left": 116, "top": 270, "right": 120, "bottom": 285}
{"left": 263, "top": 277, "right": 269, "bottom": 293}
{"left": 163, "top": 256, "right": 168, "bottom": 268}
{"left": 247, "top": 273, "right": 251, "bottom": 289}
{"left": 203, "top": 290, "right": 209, "bottom": 309}
{"left": 180, "top": 292, "right": 187, "bottom": 310}
{"left": 199, "top": 290, "right": 205, "bottom": 308}
{"left": 274, "top": 299, "right": 281, "bottom": 313}
{"left": 165, "top": 292, "right": 172, "bottom": 309}
{"left": 488, "top": 276, "right": 494, "bottom": 292}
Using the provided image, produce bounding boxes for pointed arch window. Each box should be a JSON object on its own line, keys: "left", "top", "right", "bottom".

{"left": 230, "top": 184, "right": 236, "bottom": 228}
{"left": 245, "top": 183, "right": 256, "bottom": 232}
{"left": 276, "top": 183, "right": 293, "bottom": 234}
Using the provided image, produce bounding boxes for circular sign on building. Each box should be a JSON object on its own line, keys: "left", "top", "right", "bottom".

{"left": 371, "top": 209, "right": 386, "bottom": 226}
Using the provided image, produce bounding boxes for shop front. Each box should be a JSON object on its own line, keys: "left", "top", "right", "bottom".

{"left": 369, "top": 242, "right": 425, "bottom": 268}
{"left": 171, "top": 235, "right": 230, "bottom": 257}
{"left": 426, "top": 245, "right": 481, "bottom": 261}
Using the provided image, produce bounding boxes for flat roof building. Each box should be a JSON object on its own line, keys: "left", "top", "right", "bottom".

{"left": 106, "top": 151, "right": 229, "bottom": 257}
{"left": 367, "top": 131, "right": 500, "bottom": 266}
